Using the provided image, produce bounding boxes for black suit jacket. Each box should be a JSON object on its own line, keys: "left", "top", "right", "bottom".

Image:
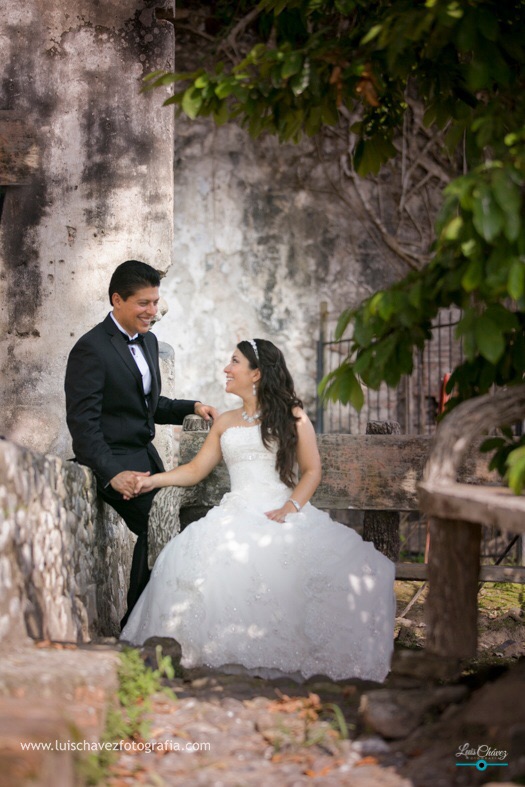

{"left": 65, "top": 314, "right": 196, "bottom": 487}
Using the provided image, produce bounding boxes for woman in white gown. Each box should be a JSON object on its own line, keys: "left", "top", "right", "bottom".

{"left": 121, "top": 339, "right": 395, "bottom": 682}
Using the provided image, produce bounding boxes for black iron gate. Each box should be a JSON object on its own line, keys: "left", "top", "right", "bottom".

{"left": 315, "top": 302, "right": 464, "bottom": 435}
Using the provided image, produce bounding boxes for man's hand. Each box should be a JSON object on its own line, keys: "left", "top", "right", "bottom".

{"left": 194, "top": 402, "right": 219, "bottom": 421}
{"left": 110, "top": 470, "right": 150, "bottom": 500}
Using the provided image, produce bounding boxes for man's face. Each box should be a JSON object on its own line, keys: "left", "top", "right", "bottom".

{"left": 112, "top": 286, "right": 160, "bottom": 335}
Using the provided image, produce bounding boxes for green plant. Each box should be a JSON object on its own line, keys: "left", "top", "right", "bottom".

{"left": 78, "top": 646, "right": 177, "bottom": 785}
{"left": 322, "top": 702, "right": 352, "bottom": 740}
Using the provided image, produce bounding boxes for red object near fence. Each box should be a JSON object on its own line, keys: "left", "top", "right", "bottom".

{"left": 439, "top": 372, "right": 452, "bottom": 415}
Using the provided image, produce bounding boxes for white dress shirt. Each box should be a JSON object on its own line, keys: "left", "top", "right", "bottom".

{"left": 110, "top": 313, "right": 152, "bottom": 395}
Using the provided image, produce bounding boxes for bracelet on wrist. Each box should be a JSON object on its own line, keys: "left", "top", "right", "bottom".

{"left": 289, "top": 498, "right": 301, "bottom": 512}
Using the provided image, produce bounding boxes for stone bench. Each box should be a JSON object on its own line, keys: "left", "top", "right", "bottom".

{"left": 418, "top": 384, "right": 525, "bottom": 659}
{"left": 148, "top": 415, "right": 499, "bottom": 582}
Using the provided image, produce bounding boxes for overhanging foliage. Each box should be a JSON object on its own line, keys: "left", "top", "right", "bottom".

{"left": 146, "top": 0, "right": 525, "bottom": 490}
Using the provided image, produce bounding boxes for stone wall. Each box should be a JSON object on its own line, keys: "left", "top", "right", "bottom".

{"left": 0, "top": 0, "right": 177, "bottom": 459}
{"left": 0, "top": 437, "right": 133, "bottom": 645}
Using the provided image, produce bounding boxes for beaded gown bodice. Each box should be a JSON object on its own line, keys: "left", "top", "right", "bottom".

{"left": 219, "top": 426, "right": 289, "bottom": 509}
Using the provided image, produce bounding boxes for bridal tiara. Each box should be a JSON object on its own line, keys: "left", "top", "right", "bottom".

{"left": 248, "top": 339, "right": 259, "bottom": 360}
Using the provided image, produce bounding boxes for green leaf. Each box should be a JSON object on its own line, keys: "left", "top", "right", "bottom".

{"left": 305, "top": 106, "right": 322, "bottom": 136}
{"left": 408, "top": 280, "right": 422, "bottom": 308}
{"left": 476, "top": 7, "right": 499, "bottom": 41}
{"left": 461, "top": 258, "right": 483, "bottom": 292}
{"left": 508, "top": 260, "right": 525, "bottom": 300}
{"left": 281, "top": 52, "right": 303, "bottom": 79}
{"left": 480, "top": 436, "right": 506, "bottom": 453}
{"left": 335, "top": 0, "right": 357, "bottom": 12}
{"left": 485, "top": 303, "right": 519, "bottom": 333}
{"left": 467, "top": 58, "right": 490, "bottom": 91}
{"left": 340, "top": 369, "right": 365, "bottom": 410}
{"left": 194, "top": 74, "right": 209, "bottom": 89}
{"left": 214, "top": 79, "right": 235, "bottom": 99}
{"left": 182, "top": 87, "right": 203, "bottom": 119}
{"left": 213, "top": 101, "right": 229, "bottom": 126}
{"left": 290, "top": 60, "right": 310, "bottom": 96}
{"left": 334, "top": 307, "right": 354, "bottom": 340}
{"left": 142, "top": 69, "right": 166, "bottom": 83}
{"left": 460, "top": 238, "right": 477, "bottom": 258}
{"left": 506, "top": 444, "right": 525, "bottom": 494}
{"left": 318, "top": 364, "right": 364, "bottom": 411}
{"left": 377, "top": 292, "right": 395, "bottom": 321}
{"left": 472, "top": 185, "right": 504, "bottom": 242}
{"left": 442, "top": 216, "right": 463, "bottom": 241}
{"left": 354, "top": 136, "right": 397, "bottom": 177}
{"left": 446, "top": 2, "right": 463, "bottom": 20}
{"left": 361, "top": 24, "right": 383, "bottom": 45}
{"left": 492, "top": 169, "right": 522, "bottom": 243}
{"left": 474, "top": 313, "right": 505, "bottom": 364}
{"left": 320, "top": 99, "right": 339, "bottom": 126}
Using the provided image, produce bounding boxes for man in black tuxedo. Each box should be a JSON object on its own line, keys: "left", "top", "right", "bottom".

{"left": 65, "top": 260, "right": 217, "bottom": 628}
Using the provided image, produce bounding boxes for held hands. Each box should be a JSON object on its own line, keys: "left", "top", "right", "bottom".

{"left": 110, "top": 470, "right": 151, "bottom": 500}
{"left": 119, "top": 474, "right": 158, "bottom": 500}
{"left": 131, "top": 474, "right": 157, "bottom": 497}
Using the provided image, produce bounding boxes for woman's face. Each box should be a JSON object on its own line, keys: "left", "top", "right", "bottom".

{"left": 224, "top": 348, "right": 260, "bottom": 397}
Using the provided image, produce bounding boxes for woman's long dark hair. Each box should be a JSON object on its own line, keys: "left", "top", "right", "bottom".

{"left": 237, "top": 339, "right": 303, "bottom": 487}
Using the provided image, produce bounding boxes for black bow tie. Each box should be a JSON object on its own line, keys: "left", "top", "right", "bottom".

{"left": 123, "top": 333, "right": 144, "bottom": 345}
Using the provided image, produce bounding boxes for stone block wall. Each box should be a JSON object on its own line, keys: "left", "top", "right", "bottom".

{"left": 0, "top": 437, "right": 133, "bottom": 645}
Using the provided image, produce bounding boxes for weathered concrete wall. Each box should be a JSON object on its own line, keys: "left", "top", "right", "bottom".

{"left": 0, "top": 437, "right": 133, "bottom": 644}
{"left": 156, "top": 112, "right": 430, "bottom": 419}
{"left": 157, "top": 121, "right": 366, "bottom": 416}
{"left": 0, "top": 0, "right": 176, "bottom": 458}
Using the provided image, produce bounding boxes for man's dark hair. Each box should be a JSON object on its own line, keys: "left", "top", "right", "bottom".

{"left": 109, "top": 260, "right": 161, "bottom": 303}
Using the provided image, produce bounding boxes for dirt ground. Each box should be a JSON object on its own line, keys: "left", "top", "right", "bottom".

{"left": 99, "top": 581, "right": 525, "bottom": 787}
{"left": 395, "top": 580, "right": 525, "bottom": 659}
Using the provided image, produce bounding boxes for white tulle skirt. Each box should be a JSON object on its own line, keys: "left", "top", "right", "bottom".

{"left": 121, "top": 492, "right": 396, "bottom": 683}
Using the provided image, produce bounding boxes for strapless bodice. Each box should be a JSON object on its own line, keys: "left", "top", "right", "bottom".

{"left": 220, "top": 425, "right": 290, "bottom": 508}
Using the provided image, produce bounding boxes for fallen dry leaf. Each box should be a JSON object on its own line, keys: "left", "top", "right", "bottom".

{"left": 268, "top": 690, "right": 322, "bottom": 716}
{"left": 356, "top": 755, "right": 379, "bottom": 767}
{"left": 305, "top": 764, "right": 336, "bottom": 778}
{"left": 35, "top": 639, "right": 78, "bottom": 650}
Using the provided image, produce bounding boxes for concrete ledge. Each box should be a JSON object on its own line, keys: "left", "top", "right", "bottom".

{"left": 0, "top": 644, "right": 120, "bottom": 786}
{"left": 174, "top": 427, "right": 494, "bottom": 512}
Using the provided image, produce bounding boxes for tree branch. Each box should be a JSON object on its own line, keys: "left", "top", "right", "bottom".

{"left": 217, "top": 7, "right": 264, "bottom": 56}
{"left": 341, "top": 159, "right": 426, "bottom": 271}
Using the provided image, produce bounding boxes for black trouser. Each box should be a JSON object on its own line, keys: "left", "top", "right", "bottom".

{"left": 97, "top": 453, "right": 161, "bottom": 629}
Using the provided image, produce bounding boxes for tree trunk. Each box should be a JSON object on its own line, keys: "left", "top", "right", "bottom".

{"left": 425, "top": 516, "right": 481, "bottom": 658}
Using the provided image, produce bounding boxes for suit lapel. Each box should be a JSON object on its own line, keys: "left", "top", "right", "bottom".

{"left": 103, "top": 314, "right": 161, "bottom": 407}
{"left": 103, "top": 314, "right": 144, "bottom": 392}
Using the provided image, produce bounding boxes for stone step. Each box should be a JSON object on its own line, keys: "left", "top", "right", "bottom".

{"left": 0, "top": 698, "right": 76, "bottom": 787}
{"left": 0, "top": 642, "right": 120, "bottom": 786}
